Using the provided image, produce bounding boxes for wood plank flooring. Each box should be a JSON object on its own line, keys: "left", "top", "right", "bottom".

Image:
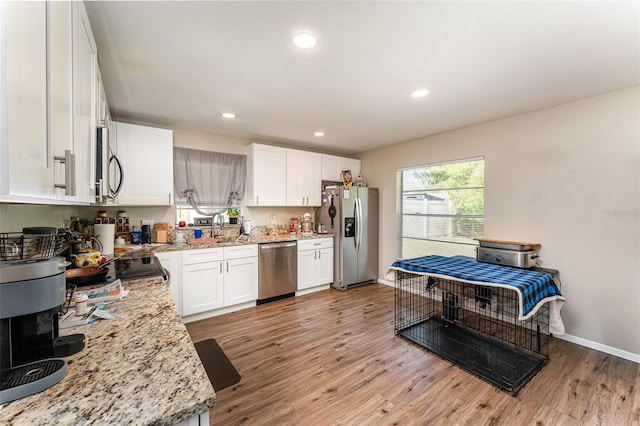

{"left": 185, "top": 284, "right": 639, "bottom": 425}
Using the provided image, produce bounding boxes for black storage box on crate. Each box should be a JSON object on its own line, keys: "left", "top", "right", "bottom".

{"left": 394, "top": 271, "right": 550, "bottom": 396}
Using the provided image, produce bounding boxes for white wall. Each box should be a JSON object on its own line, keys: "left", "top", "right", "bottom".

{"left": 361, "top": 87, "right": 640, "bottom": 357}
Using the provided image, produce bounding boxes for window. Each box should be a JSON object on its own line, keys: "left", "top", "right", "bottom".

{"left": 173, "top": 148, "right": 246, "bottom": 225}
{"left": 399, "top": 157, "right": 484, "bottom": 259}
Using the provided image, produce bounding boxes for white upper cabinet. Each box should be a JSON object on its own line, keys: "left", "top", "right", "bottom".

{"left": 246, "top": 143, "right": 287, "bottom": 206}
{"left": 49, "top": 1, "right": 75, "bottom": 202}
{"left": 286, "top": 149, "right": 321, "bottom": 206}
{"left": 321, "top": 154, "right": 361, "bottom": 182}
{"left": 1, "top": 1, "right": 53, "bottom": 202}
{"left": 0, "top": 1, "right": 99, "bottom": 205}
{"left": 72, "top": 1, "right": 97, "bottom": 204}
{"left": 112, "top": 122, "right": 174, "bottom": 206}
{"left": 246, "top": 143, "right": 323, "bottom": 207}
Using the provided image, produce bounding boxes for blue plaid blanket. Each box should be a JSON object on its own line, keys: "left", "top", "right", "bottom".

{"left": 389, "top": 255, "right": 564, "bottom": 319}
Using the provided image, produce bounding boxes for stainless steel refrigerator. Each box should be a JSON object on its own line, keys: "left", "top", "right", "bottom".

{"left": 316, "top": 184, "right": 379, "bottom": 290}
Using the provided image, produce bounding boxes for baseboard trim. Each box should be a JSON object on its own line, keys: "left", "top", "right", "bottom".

{"left": 556, "top": 334, "right": 640, "bottom": 363}
{"left": 376, "top": 279, "right": 640, "bottom": 364}
{"left": 378, "top": 278, "right": 394, "bottom": 287}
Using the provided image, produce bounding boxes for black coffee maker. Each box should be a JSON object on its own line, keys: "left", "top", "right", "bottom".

{"left": 141, "top": 224, "right": 152, "bottom": 244}
{"left": 0, "top": 257, "right": 84, "bottom": 404}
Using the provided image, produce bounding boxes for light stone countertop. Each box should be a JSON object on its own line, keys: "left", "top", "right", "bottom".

{"left": 132, "top": 232, "right": 335, "bottom": 254}
{"left": 0, "top": 277, "right": 215, "bottom": 425}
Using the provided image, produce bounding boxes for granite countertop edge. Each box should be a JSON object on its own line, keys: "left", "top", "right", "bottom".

{"left": 131, "top": 232, "right": 335, "bottom": 254}
{"left": 0, "top": 277, "right": 216, "bottom": 425}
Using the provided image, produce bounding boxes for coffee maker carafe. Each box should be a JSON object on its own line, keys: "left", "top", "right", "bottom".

{"left": 0, "top": 257, "right": 84, "bottom": 403}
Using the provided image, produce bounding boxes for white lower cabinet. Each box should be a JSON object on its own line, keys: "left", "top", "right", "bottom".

{"left": 181, "top": 248, "right": 224, "bottom": 316}
{"left": 297, "top": 238, "right": 334, "bottom": 290}
{"left": 181, "top": 245, "right": 258, "bottom": 317}
{"left": 223, "top": 245, "right": 258, "bottom": 306}
{"left": 155, "top": 251, "right": 182, "bottom": 316}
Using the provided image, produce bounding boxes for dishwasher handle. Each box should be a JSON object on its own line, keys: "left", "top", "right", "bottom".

{"left": 260, "top": 242, "right": 297, "bottom": 250}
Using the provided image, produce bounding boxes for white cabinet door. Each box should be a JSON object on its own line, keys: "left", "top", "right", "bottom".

{"left": 73, "top": 1, "right": 97, "bottom": 204}
{"left": 182, "top": 261, "right": 224, "bottom": 316}
{"left": 321, "top": 154, "right": 361, "bottom": 183}
{"left": 155, "top": 251, "right": 182, "bottom": 315}
{"left": 321, "top": 154, "right": 342, "bottom": 182}
{"left": 286, "top": 149, "right": 321, "bottom": 206}
{"left": 297, "top": 249, "right": 317, "bottom": 290}
{"left": 113, "top": 122, "right": 173, "bottom": 205}
{"left": 316, "top": 247, "right": 334, "bottom": 285}
{"left": 1, "top": 1, "right": 53, "bottom": 202}
{"left": 246, "top": 143, "right": 286, "bottom": 206}
{"left": 297, "top": 238, "right": 334, "bottom": 290}
{"left": 224, "top": 256, "right": 258, "bottom": 306}
{"left": 342, "top": 158, "right": 361, "bottom": 179}
{"left": 49, "top": 1, "right": 75, "bottom": 202}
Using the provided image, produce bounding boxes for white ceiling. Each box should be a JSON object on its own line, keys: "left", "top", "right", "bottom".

{"left": 85, "top": 1, "right": 640, "bottom": 155}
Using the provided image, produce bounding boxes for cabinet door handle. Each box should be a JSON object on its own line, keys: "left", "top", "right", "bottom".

{"left": 226, "top": 261, "right": 229, "bottom": 273}
{"left": 220, "top": 262, "right": 223, "bottom": 274}
{"left": 314, "top": 251, "right": 317, "bottom": 260}
{"left": 54, "top": 150, "right": 76, "bottom": 196}
{"left": 256, "top": 196, "right": 259, "bottom": 205}
{"left": 67, "top": 150, "right": 76, "bottom": 196}
{"left": 168, "top": 193, "right": 171, "bottom": 204}
{"left": 318, "top": 250, "right": 321, "bottom": 259}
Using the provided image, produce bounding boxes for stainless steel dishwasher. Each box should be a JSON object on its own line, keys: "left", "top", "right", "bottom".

{"left": 258, "top": 241, "right": 297, "bottom": 304}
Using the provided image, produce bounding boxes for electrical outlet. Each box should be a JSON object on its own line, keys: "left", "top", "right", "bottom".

{"left": 141, "top": 219, "right": 153, "bottom": 227}
{"left": 270, "top": 214, "right": 276, "bottom": 224}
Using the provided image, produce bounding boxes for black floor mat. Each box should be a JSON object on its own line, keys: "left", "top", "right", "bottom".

{"left": 194, "top": 339, "right": 241, "bottom": 392}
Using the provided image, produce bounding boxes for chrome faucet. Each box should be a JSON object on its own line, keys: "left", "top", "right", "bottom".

{"left": 212, "top": 213, "right": 224, "bottom": 235}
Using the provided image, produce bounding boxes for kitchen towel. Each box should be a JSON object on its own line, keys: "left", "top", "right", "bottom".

{"left": 94, "top": 224, "right": 115, "bottom": 255}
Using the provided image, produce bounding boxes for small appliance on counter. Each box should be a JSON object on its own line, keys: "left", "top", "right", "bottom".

{"left": 243, "top": 219, "right": 253, "bottom": 235}
{"left": 141, "top": 224, "right": 152, "bottom": 244}
{"left": 301, "top": 213, "right": 314, "bottom": 236}
{"left": 0, "top": 257, "right": 85, "bottom": 404}
{"left": 475, "top": 238, "right": 541, "bottom": 268}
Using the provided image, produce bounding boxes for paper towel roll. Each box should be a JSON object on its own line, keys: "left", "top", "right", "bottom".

{"left": 95, "top": 224, "right": 115, "bottom": 255}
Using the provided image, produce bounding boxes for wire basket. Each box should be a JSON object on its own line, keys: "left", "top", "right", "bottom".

{"left": 0, "top": 231, "right": 66, "bottom": 261}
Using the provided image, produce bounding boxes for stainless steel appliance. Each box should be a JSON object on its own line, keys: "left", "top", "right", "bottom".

{"left": 95, "top": 125, "right": 123, "bottom": 204}
{"left": 301, "top": 213, "right": 313, "bottom": 235}
{"left": 258, "top": 241, "right": 297, "bottom": 303}
{"left": 0, "top": 257, "right": 84, "bottom": 403}
{"left": 475, "top": 238, "right": 540, "bottom": 269}
{"left": 69, "top": 254, "right": 167, "bottom": 288}
{"left": 316, "top": 184, "right": 379, "bottom": 290}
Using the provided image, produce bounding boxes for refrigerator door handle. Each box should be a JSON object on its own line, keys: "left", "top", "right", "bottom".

{"left": 355, "top": 198, "right": 362, "bottom": 252}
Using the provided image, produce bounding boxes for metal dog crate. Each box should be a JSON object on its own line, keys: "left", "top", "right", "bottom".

{"left": 394, "top": 271, "right": 550, "bottom": 396}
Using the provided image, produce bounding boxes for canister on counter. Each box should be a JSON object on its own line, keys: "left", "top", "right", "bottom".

{"left": 75, "top": 293, "right": 89, "bottom": 316}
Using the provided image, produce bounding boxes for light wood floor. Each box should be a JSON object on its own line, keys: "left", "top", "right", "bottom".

{"left": 186, "top": 284, "right": 639, "bottom": 425}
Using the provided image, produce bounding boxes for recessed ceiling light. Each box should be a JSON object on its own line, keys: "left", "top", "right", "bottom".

{"left": 314, "top": 131, "right": 325, "bottom": 137}
{"left": 410, "top": 89, "right": 430, "bottom": 98}
{"left": 293, "top": 32, "right": 317, "bottom": 49}
{"left": 221, "top": 112, "right": 236, "bottom": 119}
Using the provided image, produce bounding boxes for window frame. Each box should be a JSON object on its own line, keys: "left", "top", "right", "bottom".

{"left": 397, "top": 156, "right": 485, "bottom": 259}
